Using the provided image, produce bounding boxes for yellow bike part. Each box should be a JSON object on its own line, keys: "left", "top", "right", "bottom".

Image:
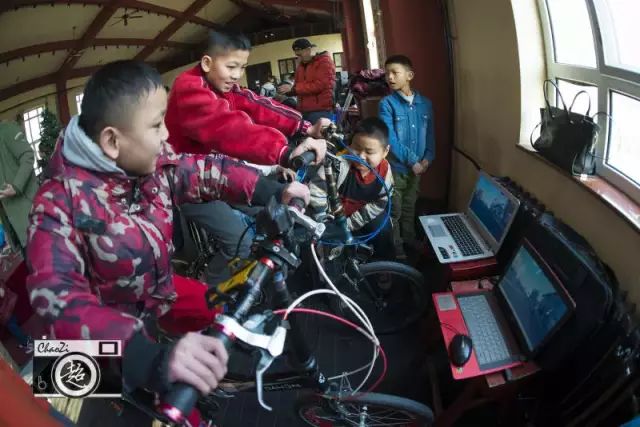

{"left": 207, "top": 260, "right": 258, "bottom": 307}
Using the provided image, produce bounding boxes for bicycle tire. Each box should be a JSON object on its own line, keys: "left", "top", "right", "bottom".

{"left": 329, "top": 261, "right": 428, "bottom": 334}
{"left": 296, "top": 391, "right": 434, "bottom": 426}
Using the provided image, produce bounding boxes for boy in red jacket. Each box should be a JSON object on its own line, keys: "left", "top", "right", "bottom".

{"left": 26, "top": 60, "right": 309, "bottom": 424}
{"left": 165, "top": 30, "right": 329, "bottom": 285}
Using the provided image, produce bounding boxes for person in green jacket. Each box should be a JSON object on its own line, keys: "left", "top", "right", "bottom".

{"left": 0, "top": 120, "right": 38, "bottom": 251}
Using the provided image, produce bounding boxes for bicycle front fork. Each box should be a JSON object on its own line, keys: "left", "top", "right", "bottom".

{"left": 271, "top": 270, "right": 329, "bottom": 392}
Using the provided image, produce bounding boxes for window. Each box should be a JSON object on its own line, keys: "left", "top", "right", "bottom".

{"left": 278, "top": 57, "right": 297, "bottom": 81}
{"left": 555, "top": 79, "right": 597, "bottom": 115}
{"left": 594, "top": 0, "right": 640, "bottom": 73}
{"left": 607, "top": 92, "right": 640, "bottom": 185}
{"left": 333, "top": 52, "right": 344, "bottom": 72}
{"left": 546, "top": 0, "right": 597, "bottom": 67}
{"left": 75, "top": 93, "right": 84, "bottom": 114}
{"left": 21, "top": 106, "right": 43, "bottom": 174}
{"left": 538, "top": 0, "right": 640, "bottom": 203}
{"left": 22, "top": 106, "right": 43, "bottom": 144}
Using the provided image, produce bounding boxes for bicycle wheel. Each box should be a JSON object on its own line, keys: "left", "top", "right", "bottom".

{"left": 330, "top": 261, "right": 428, "bottom": 334}
{"left": 296, "top": 391, "right": 434, "bottom": 426}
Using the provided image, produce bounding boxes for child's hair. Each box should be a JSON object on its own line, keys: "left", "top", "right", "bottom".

{"left": 384, "top": 54, "right": 413, "bottom": 71}
{"left": 206, "top": 30, "right": 252, "bottom": 56}
{"left": 352, "top": 117, "right": 389, "bottom": 148}
{"left": 79, "top": 60, "right": 163, "bottom": 142}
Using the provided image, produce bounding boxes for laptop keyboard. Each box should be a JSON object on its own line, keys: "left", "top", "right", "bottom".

{"left": 457, "top": 294, "right": 516, "bottom": 370}
{"left": 441, "top": 216, "right": 484, "bottom": 256}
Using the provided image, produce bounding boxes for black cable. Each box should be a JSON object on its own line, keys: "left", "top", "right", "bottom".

{"left": 451, "top": 145, "right": 482, "bottom": 171}
{"left": 233, "top": 222, "right": 254, "bottom": 260}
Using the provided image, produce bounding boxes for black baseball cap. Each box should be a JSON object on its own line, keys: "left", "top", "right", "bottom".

{"left": 292, "top": 38, "right": 316, "bottom": 50}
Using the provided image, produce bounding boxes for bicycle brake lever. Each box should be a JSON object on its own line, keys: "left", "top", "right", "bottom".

{"left": 214, "top": 315, "right": 288, "bottom": 411}
{"left": 287, "top": 207, "right": 326, "bottom": 240}
{"left": 255, "top": 349, "right": 275, "bottom": 411}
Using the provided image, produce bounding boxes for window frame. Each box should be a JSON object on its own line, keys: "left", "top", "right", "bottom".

{"left": 278, "top": 57, "right": 297, "bottom": 81}
{"left": 75, "top": 93, "right": 84, "bottom": 114}
{"left": 21, "top": 105, "right": 44, "bottom": 175}
{"left": 537, "top": 0, "right": 640, "bottom": 204}
{"left": 333, "top": 52, "right": 344, "bottom": 71}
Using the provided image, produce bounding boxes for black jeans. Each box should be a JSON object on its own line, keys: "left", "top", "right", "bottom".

{"left": 180, "top": 201, "right": 254, "bottom": 286}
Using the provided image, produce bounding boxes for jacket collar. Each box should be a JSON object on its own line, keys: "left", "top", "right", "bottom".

{"left": 392, "top": 89, "right": 424, "bottom": 105}
{"left": 48, "top": 136, "right": 173, "bottom": 196}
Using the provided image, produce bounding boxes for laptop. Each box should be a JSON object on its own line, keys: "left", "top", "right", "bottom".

{"left": 433, "top": 240, "right": 576, "bottom": 380}
{"left": 420, "top": 172, "right": 520, "bottom": 264}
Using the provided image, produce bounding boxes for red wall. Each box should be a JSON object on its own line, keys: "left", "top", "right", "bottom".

{"left": 341, "top": 0, "right": 367, "bottom": 73}
{"left": 380, "top": 0, "right": 453, "bottom": 202}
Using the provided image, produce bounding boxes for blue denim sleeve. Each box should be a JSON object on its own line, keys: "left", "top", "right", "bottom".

{"left": 423, "top": 102, "right": 436, "bottom": 162}
{"left": 379, "top": 97, "right": 419, "bottom": 166}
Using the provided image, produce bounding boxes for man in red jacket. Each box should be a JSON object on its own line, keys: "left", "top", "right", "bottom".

{"left": 165, "top": 30, "right": 329, "bottom": 286}
{"left": 279, "top": 38, "right": 336, "bottom": 123}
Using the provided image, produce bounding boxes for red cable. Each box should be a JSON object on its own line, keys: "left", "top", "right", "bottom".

{"left": 273, "top": 307, "right": 387, "bottom": 393}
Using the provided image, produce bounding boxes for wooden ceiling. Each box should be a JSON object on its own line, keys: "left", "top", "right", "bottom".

{"left": 0, "top": 0, "right": 336, "bottom": 103}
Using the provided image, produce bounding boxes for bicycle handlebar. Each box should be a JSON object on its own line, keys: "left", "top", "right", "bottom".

{"left": 159, "top": 261, "right": 273, "bottom": 423}
{"left": 158, "top": 329, "right": 233, "bottom": 422}
{"left": 290, "top": 151, "right": 316, "bottom": 170}
{"left": 159, "top": 199, "right": 306, "bottom": 424}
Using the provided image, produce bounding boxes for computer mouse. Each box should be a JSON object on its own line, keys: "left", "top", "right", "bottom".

{"left": 448, "top": 334, "right": 473, "bottom": 367}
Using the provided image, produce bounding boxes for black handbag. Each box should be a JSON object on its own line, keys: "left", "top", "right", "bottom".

{"left": 531, "top": 80, "right": 599, "bottom": 175}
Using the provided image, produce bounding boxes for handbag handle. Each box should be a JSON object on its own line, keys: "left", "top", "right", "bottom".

{"left": 568, "top": 90, "right": 592, "bottom": 117}
{"left": 543, "top": 79, "right": 569, "bottom": 118}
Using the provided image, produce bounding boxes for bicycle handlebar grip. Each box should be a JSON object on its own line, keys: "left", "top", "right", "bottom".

{"left": 159, "top": 330, "right": 234, "bottom": 423}
{"left": 290, "top": 151, "right": 316, "bottom": 170}
{"left": 288, "top": 197, "right": 306, "bottom": 212}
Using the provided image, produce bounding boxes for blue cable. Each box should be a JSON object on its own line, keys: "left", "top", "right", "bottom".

{"left": 319, "top": 149, "right": 392, "bottom": 246}
{"left": 296, "top": 165, "right": 308, "bottom": 183}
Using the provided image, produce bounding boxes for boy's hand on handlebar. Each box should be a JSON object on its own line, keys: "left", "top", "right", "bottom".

{"left": 306, "top": 118, "right": 333, "bottom": 139}
{"left": 167, "top": 332, "right": 229, "bottom": 395}
{"left": 281, "top": 182, "right": 310, "bottom": 207}
{"left": 276, "top": 166, "right": 297, "bottom": 183}
{"left": 290, "top": 137, "right": 326, "bottom": 165}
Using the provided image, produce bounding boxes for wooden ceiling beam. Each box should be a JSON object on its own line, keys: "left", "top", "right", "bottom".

{"left": 0, "top": 60, "right": 180, "bottom": 102}
{"left": 253, "top": 0, "right": 332, "bottom": 14}
{"left": 0, "top": 39, "right": 195, "bottom": 64}
{"left": 56, "top": 0, "right": 121, "bottom": 77}
{"left": 134, "top": 0, "right": 212, "bottom": 61}
{"left": 1, "top": 0, "right": 220, "bottom": 28}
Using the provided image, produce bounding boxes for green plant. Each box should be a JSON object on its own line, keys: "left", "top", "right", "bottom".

{"left": 37, "top": 108, "right": 61, "bottom": 171}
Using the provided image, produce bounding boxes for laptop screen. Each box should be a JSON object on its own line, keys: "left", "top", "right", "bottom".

{"left": 498, "top": 243, "right": 571, "bottom": 353}
{"left": 468, "top": 174, "right": 519, "bottom": 245}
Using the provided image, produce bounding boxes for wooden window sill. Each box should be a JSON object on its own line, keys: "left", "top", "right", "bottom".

{"left": 516, "top": 144, "right": 640, "bottom": 233}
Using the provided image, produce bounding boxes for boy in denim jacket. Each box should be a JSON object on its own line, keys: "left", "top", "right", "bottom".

{"left": 379, "top": 55, "right": 435, "bottom": 258}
